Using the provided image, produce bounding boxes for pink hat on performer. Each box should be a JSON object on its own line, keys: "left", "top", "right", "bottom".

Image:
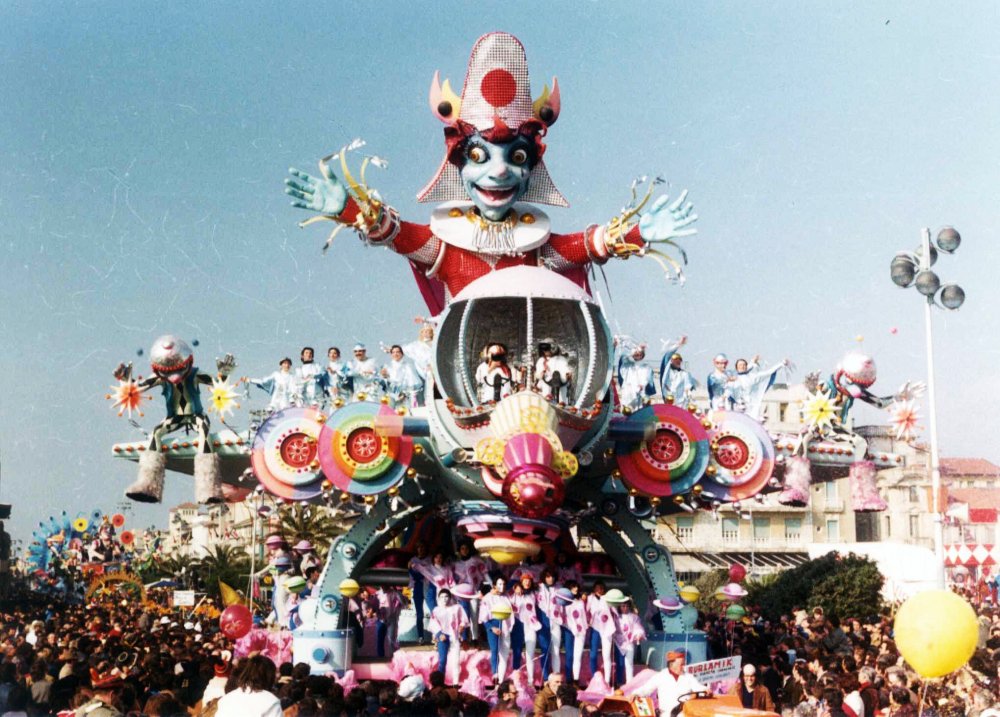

{"left": 418, "top": 31, "right": 567, "bottom": 208}
{"left": 293, "top": 540, "right": 314, "bottom": 552}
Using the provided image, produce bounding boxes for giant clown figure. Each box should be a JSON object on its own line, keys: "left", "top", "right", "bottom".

{"left": 285, "top": 32, "right": 698, "bottom": 314}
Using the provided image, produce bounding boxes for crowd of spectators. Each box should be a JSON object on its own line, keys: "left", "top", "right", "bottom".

{"left": 0, "top": 584, "right": 995, "bottom": 716}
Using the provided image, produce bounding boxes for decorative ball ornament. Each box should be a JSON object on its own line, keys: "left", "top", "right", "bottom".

{"left": 701, "top": 410, "right": 775, "bottom": 502}
{"left": 728, "top": 563, "right": 747, "bottom": 583}
{"left": 339, "top": 579, "right": 361, "bottom": 598}
{"left": 895, "top": 590, "right": 977, "bottom": 677}
{"left": 219, "top": 605, "right": 253, "bottom": 640}
{"left": 317, "top": 402, "right": 414, "bottom": 496}
{"left": 614, "top": 404, "right": 710, "bottom": 498}
{"left": 914, "top": 242, "right": 938, "bottom": 267}
{"left": 73, "top": 518, "right": 89, "bottom": 533}
{"left": 679, "top": 585, "right": 701, "bottom": 603}
{"left": 111, "top": 514, "right": 126, "bottom": 529}
{"left": 725, "top": 604, "right": 746, "bottom": 621}
{"left": 251, "top": 406, "right": 327, "bottom": 500}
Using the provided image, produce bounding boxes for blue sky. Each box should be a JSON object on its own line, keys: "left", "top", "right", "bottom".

{"left": 2, "top": 2, "right": 997, "bottom": 543}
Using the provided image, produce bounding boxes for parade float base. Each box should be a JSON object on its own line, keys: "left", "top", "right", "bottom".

{"left": 683, "top": 694, "right": 779, "bottom": 717}
{"left": 351, "top": 644, "right": 601, "bottom": 684}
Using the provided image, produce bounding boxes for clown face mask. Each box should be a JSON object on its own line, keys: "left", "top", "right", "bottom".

{"left": 460, "top": 133, "right": 536, "bottom": 221}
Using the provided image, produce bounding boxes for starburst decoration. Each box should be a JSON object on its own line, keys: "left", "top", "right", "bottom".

{"left": 106, "top": 380, "right": 149, "bottom": 418}
{"left": 208, "top": 377, "right": 241, "bottom": 419}
{"left": 802, "top": 389, "right": 838, "bottom": 432}
{"left": 888, "top": 400, "right": 922, "bottom": 441}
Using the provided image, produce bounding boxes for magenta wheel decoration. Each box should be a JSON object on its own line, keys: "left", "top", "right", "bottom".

{"left": 250, "top": 406, "right": 327, "bottom": 500}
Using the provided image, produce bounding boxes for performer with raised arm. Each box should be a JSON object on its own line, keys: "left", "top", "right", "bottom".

{"left": 617, "top": 341, "right": 656, "bottom": 412}
{"left": 248, "top": 358, "right": 297, "bottom": 412}
{"left": 730, "top": 355, "right": 792, "bottom": 419}
{"left": 285, "top": 32, "right": 698, "bottom": 316}
{"left": 658, "top": 336, "right": 697, "bottom": 406}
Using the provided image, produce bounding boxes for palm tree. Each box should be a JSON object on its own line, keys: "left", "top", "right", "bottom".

{"left": 192, "top": 544, "right": 251, "bottom": 597}
{"left": 144, "top": 552, "right": 199, "bottom": 589}
{"left": 275, "top": 503, "right": 352, "bottom": 560}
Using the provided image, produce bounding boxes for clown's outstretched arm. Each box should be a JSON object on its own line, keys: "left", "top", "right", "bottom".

{"left": 285, "top": 166, "right": 438, "bottom": 264}
{"left": 545, "top": 189, "right": 697, "bottom": 281}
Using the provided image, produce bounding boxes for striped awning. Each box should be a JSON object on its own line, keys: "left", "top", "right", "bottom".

{"left": 944, "top": 544, "right": 999, "bottom": 566}
{"left": 671, "top": 551, "right": 809, "bottom": 571}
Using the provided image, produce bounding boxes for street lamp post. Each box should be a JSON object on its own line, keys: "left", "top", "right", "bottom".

{"left": 889, "top": 227, "right": 964, "bottom": 589}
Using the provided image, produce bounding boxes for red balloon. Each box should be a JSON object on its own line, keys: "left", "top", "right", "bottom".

{"left": 219, "top": 605, "right": 253, "bottom": 640}
{"left": 728, "top": 563, "right": 747, "bottom": 583}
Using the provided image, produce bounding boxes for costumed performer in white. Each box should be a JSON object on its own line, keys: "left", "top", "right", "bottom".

{"left": 481, "top": 577, "right": 514, "bottom": 681}
{"left": 325, "top": 347, "right": 352, "bottom": 405}
{"left": 560, "top": 582, "right": 588, "bottom": 683}
{"left": 510, "top": 575, "right": 543, "bottom": 686}
{"left": 404, "top": 320, "right": 435, "bottom": 388}
{"left": 729, "top": 355, "right": 791, "bottom": 420}
{"left": 658, "top": 336, "right": 697, "bottom": 406}
{"left": 248, "top": 358, "right": 297, "bottom": 412}
{"left": 616, "top": 341, "right": 656, "bottom": 412}
{"left": 706, "top": 353, "right": 735, "bottom": 410}
{"left": 380, "top": 344, "right": 424, "bottom": 409}
{"left": 429, "top": 588, "right": 470, "bottom": 686}
{"left": 453, "top": 541, "right": 488, "bottom": 640}
{"left": 610, "top": 594, "right": 646, "bottom": 686}
{"left": 587, "top": 581, "right": 616, "bottom": 684}
{"left": 476, "top": 343, "right": 521, "bottom": 404}
{"left": 638, "top": 650, "right": 706, "bottom": 717}
{"left": 349, "top": 344, "right": 381, "bottom": 400}
{"left": 534, "top": 338, "right": 573, "bottom": 402}
{"left": 294, "top": 347, "right": 324, "bottom": 407}
{"left": 537, "top": 571, "right": 563, "bottom": 679}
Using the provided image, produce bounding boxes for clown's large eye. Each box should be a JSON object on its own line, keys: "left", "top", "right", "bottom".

{"left": 467, "top": 145, "right": 488, "bottom": 163}
{"left": 510, "top": 148, "right": 529, "bottom": 165}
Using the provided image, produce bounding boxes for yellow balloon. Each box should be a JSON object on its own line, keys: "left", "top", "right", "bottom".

{"left": 339, "top": 578, "right": 361, "bottom": 598}
{"left": 895, "top": 590, "right": 977, "bottom": 677}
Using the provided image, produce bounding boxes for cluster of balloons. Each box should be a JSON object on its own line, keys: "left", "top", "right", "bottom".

{"left": 716, "top": 563, "right": 748, "bottom": 622}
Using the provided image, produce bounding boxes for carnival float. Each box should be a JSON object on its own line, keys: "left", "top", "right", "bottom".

{"left": 106, "top": 32, "right": 925, "bottom": 682}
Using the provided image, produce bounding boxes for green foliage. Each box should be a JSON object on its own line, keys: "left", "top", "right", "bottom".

{"left": 692, "top": 568, "right": 728, "bottom": 612}
{"left": 750, "top": 551, "right": 884, "bottom": 621}
{"left": 192, "top": 544, "right": 251, "bottom": 597}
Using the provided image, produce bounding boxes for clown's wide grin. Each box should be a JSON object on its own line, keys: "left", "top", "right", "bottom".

{"left": 471, "top": 184, "right": 519, "bottom": 207}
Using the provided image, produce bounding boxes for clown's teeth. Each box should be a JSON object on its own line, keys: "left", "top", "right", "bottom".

{"left": 476, "top": 186, "right": 516, "bottom": 203}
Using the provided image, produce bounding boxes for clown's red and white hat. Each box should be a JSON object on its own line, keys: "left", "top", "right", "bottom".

{"left": 417, "top": 32, "right": 568, "bottom": 208}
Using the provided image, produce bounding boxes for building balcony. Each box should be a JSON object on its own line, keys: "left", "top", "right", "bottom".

{"left": 823, "top": 499, "right": 845, "bottom": 513}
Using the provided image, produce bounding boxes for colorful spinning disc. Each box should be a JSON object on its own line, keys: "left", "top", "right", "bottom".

{"left": 614, "top": 404, "right": 710, "bottom": 497}
{"left": 251, "top": 406, "right": 327, "bottom": 500}
{"left": 701, "top": 410, "right": 775, "bottom": 501}
{"left": 317, "top": 402, "right": 413, "bottom": 496}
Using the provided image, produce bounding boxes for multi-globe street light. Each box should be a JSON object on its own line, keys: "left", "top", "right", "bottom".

{"left": 889, "top": 227, "right": 964, "bottom": 589}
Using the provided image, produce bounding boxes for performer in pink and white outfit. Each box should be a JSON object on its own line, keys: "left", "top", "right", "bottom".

{"left": 587, "top": 582, "right": 617, "bottom": 683}
{"left": 537, "top": 571, "right": 564, "bottom": 678}
{"left": 510, "top": 576, "right": 543, "bottom": 686}
{"left": 559, "top": 582, "right": 588, "bottom": 682}
{"left": 376, "top": 586, "right": 405, "bottom": 656}
{"left": 414, "top": 551, "right": 456, "bottom": 606}
{"left": 480, "top": 578, "right": 515, "bottom": 681}
{"left": 453, "top": 542, "right": 488, "bottom": 639}
{"left": 612, "top": 597, "right": 647, "bottom": 686}
{"left": 428, "top": 588, "right": 470, "bottom": 686}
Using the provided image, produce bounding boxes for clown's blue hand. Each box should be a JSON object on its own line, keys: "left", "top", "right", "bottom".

{"left": 638, "top": 190, "right": 698, "bottom": 243}
{"left": 285, "top": 165, "right": 348, "bottom": 217}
